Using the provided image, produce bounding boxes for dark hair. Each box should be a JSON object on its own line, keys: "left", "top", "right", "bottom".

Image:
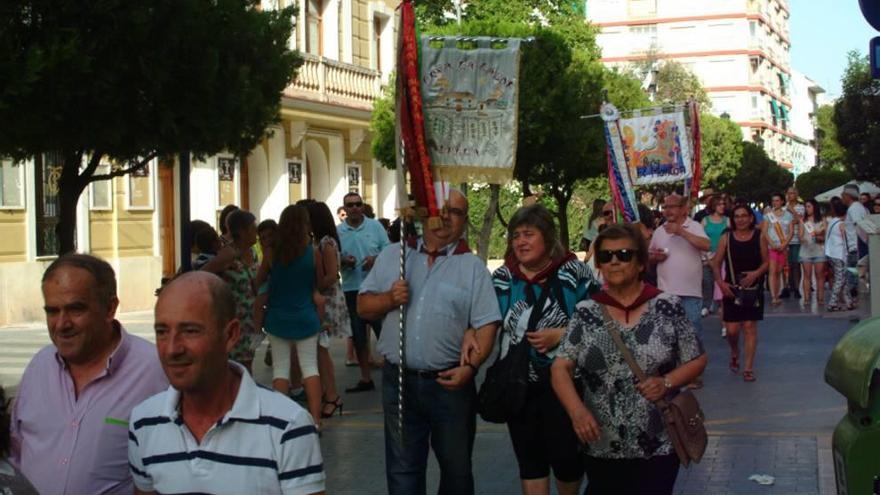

{"left": 194, "top": 227, "right": 220, "bottom": 255}
{"left": 770, "top": 193, "right": 784, "bottom": 203}
{"left": 189, "top": 220, "right": 212, "bottom": 248}
{"left": 337, "top": 206, "right": 345, "bottom": 214}
{"left": 730, "top": 203, "right": 757, "bottom": 230}
{"left": 364, "top": 203, "right": 375, "bottom": 219}
{"left": 306, "top": 201, "right": 341, "bottom": 250}
{"left": 276, "top": 204, "right": 311, "bottom": 264}
{"left": 226, "top": 209, "right": 256, "bottom": 243}
{"left": 637, "top": 203, "right": 654, "bottom": 233}
{"left": 831, "top": 199, "right": 848, "bottom": 217}
{"left": 343, "top": 192, "right": 361, "bottom": 203}
{"left": 257, "top": 219, "right": 278, "bottom": 233}
{"left": 506, "top": 204, "right": 565, "bottom": 260}
{"left": 587, "top": 199, "right": 607, "bottom": 226}
{"left": 593, "top": 223, "right": 649, "bottom": 278}
{"left": 218, "top": 204, "right": 239, "bottom": 235}
{"left": 707, "top": 195, "right": 725, "bottom": 213}
{"left": 42, "top": 254, "right": 117, "bottom": 307}
{"left": 0, "top": 386, "right": 9, "bottom": 458}
{"left": 804, "top": 199, "right": 822, "bottom": 223}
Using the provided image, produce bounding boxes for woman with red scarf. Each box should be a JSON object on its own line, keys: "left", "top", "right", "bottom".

{"left": 490, "top": 204, "right": 598, "bottom": 495}
{"left": 551, "top": 223, "right": 707, "bottom": 495}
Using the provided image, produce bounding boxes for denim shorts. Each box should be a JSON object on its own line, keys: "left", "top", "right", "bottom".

{"left": 800, "top": 255, "right": 826, "bottom": 263}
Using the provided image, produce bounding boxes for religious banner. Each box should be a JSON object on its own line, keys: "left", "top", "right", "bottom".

{"left": 420, "top": 37, "right": 521, "bottom": 184}
{"left": 601, "top": 103, "right": 639, "bottom": 223}
{"left": 610, "top": 108, "right": 694, "bottom": 186}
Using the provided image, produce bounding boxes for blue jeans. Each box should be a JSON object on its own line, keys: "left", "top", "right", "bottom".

{"left": 345, "top": 290, "right": 382, "bottom": 351}
{"left": 382, "top": 363, "right": 476, "bottom": 495}
{"left": 680, "top": 296, "right": 703, "bottom": 337}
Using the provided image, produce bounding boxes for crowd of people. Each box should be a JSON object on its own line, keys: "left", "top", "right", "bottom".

{"left": 0, "top": 182, "right": 874, "bottom": 494}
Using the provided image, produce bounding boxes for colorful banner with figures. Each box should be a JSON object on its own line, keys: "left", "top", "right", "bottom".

{"left": 611, "top": 109, "right": 694, "bottom": 186}
{"left": 420, "top": 37, "right": 521, "bottom": 184}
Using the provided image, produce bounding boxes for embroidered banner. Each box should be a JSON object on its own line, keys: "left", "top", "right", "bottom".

{"left": 612, "top": 110, "right": 694, "bottom": 186}
{"left": 420, "top": 37, "right": 521, "bottom": 184}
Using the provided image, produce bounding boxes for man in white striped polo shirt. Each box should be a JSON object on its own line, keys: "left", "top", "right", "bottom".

{"left": 128, "top": 272, "right": 325, "bottom": 495}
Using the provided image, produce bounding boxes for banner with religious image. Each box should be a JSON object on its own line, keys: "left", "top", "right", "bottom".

{"left": 610, "top": 109, "right": 694, "bottom": 186}
{"left": 420, "top": 37, "right": 521, "bottom": 184}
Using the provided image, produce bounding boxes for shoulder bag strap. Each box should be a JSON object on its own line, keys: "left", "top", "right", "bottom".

{"left": 599, "top": 304, "right": 672, "bottom": 409}
{"left": 725, "top": 233, "right": 737, "bottom": 283}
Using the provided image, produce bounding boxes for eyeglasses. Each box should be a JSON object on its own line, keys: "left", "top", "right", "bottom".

{"left": 444, "top": 206, "right": 467, "bottom": 217}
{"left": 345, "top": 202, "right": 364, "bottom": 208}
{"left": 596, "top": 249, "right": 637, "bottom": 264}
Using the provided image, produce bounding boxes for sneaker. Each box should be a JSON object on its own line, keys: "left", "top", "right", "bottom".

{"left": 345, "top": 380, "right": 376, "bottom": 393}
{"left": 700, "top": 308, "right": 709, "bottom": 317}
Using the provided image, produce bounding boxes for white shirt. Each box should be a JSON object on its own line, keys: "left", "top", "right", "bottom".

{"left": 846, "top": 201, "right": 869, "bottom": 249}
{"left": 825, "top": 218, "right": 847, "bottom": 261}
{"left": 128, "top": 362, "right": 324, "bottom": 495}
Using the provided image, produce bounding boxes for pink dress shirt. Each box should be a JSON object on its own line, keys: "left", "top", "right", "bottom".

{"left": 10, "top": 323, "right": 167, "bottom": 495}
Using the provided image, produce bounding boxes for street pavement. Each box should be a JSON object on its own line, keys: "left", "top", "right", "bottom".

{"left": 0, "top": 296, "right": 871, "bottom": 494}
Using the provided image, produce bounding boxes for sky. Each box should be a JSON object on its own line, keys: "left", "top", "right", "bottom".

{"left": 790, "top": 0, "right": 877, "bottom": 100}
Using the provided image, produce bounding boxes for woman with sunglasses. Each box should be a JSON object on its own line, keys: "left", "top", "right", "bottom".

{"left": 491, "top": 204, "right": 599, "bottom": 495}
{"left": 551, "top": 224, "right": 707, "bottom": 494}
{"left": 711, "top": 204, "right": 769, "bottom": 382}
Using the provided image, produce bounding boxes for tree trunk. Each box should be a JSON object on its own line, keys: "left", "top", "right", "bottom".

{"left": 476, "top": 184, "right": 500, "bottom": 261}
{"left": 554, "top": 189, "right": 571, "bottom": 250}
{"left": 56, "top": 154, "right": 87, "bottom": 255}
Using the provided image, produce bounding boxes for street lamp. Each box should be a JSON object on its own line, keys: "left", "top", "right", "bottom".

{"left": 721, "top": 111, "right": 730, "bottom": 120}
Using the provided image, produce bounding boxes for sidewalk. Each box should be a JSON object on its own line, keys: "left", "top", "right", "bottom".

{"left": 1, "top": 296, "right": 868, "bottom": 494}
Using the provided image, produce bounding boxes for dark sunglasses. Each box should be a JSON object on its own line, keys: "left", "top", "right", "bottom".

{"left": 596, "top": 249, "right": 637, "bottom": 264}
{"left": 345, "top": 201, "right": 364, "bottom": 208}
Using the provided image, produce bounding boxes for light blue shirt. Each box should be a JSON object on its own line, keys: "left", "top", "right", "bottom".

{"left": 360, "top": 239, "right": 501, "bottom": 370}
{"left": 337, "top": 217, "right": 390, "bottom": 292}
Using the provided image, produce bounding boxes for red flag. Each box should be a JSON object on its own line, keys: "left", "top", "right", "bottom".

{"left": 396, "top": 0, "right": 441, "bottom": 228}
{"left": 688, "top": 101, "right": 702, "bottom": 200}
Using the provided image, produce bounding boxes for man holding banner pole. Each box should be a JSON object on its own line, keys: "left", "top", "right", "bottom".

{"left": 357, "top": 189, "right": 500, "bottom": 495}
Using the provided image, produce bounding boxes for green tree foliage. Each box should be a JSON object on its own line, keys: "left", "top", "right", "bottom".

{"left": 834, "top": 51, "right": 880, "bottom": 183}
{"left": 370, "top": 79, "right": 396, "bottom": 169}
{"left": 0, "top": 0, "right": 301, "bottom": 253}
{"left": 699, "top": 113, "right": 743, "bottom": 191}
{"left": 654, "top": 60, "right": 712, "bottom": 109}
{"left": 795, "top": 167, "right": 852, "bottom": 201}
{"left": 728, "top": 142, "right": 793, "bottom": 203}
{"left": 815, "top": 105, "right": 846, "bottom": 169}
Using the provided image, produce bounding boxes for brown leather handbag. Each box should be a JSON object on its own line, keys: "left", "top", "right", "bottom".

{"left": 600, "top": 306, "right": 707, "bottom": 467}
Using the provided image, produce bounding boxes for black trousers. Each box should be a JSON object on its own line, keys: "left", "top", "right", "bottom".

{"left": 583, "top": 453, "right": 680, "bottom": 495}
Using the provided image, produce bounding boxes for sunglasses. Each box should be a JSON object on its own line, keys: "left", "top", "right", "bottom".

{"left": 345, "top": 201, "right": 364, "bottom": 208}
{"left": 596, "top": 249, "right": 637, "bottom": 264}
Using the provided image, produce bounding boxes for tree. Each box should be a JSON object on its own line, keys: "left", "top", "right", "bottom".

{"left": 795, "top": 167, "right": 852, "bottom": 201}
{"left": 0, "top": 0, "right": 301, "bottom": 254}
{"left": 834, "top": 50, "right": 880, "bottom": 183}
{"left": 630, "top": 56, "right": 711, "bottom": 109}
{"left": 728, "top": 142, "right": 793, "bottom": 203}
{"left": 699, "top": 113, "right": 743, "bottom": 191}
{"left": 370, "top": 80, "right": 396, "bottom": 169}
{"left": 815, "top": 104, "right": 846, "bottom": 169}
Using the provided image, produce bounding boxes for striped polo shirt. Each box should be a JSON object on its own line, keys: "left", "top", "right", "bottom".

{"left": 128, "top": 362, "right": 325, "bottom": 495}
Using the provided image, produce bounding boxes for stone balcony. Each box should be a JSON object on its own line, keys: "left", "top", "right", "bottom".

{"left": 284, "top": 53, "right": 383, "bottom": 111}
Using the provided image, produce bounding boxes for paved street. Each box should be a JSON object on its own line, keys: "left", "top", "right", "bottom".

{"left": 0, "top": 298, "right": 870, "bottom": 494}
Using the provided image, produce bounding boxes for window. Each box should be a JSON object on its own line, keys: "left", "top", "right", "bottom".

{"left": 373, "top": 17, "right": 382, "bottom": 71}
{"left": 89, "top": 162, "right": 113, "bottom": 210}
{"left": 0, "top": 158, "right": 24, "bottom": 209}
{"left": 127, "top": 160, "right": 153, "bottom": 210}
{"left": 34, "top": 152, "right": 65, "bottom": 257}
{"left": 305, "top": 0, "right": 323, "bottom": 56}
{"left": 217, "top": 157, "right": 238, "bottom": 208}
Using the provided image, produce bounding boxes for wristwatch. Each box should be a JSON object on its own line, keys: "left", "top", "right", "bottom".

{"left": 662, "top": 376, "right": 674, "bottom": 390}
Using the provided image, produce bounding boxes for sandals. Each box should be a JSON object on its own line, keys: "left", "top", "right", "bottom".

{"left": 321, "top": 395, "right": 344, "bottom": 418}
{"left": 729, "top": 355, "right": 740, "bottom": 374}
{"left": 826, "top": 305, "right": 842, "bottom": 312}
{"left": 743, "top": 370, "right": 756, "bottom": 382}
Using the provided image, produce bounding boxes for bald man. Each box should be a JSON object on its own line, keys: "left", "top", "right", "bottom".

{"left": 358, "top": 190, "right": 501, "bottom": 495}
{"left": 128, "top": 272, "right": 325, "bottom": 495}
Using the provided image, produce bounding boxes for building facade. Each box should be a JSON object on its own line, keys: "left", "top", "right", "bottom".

{"left": 788, "top": 70, "right": 824, "bottom": 176}
{"left": 587, "top": 0, "right": 800, "bottom": 168}
{"left": 0, "top": 0, "right": 399, "bottom": 325}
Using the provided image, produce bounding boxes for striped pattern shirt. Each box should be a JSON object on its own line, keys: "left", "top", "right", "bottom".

{"left": 128, "top": 362, "right": 324, "bottom": 495}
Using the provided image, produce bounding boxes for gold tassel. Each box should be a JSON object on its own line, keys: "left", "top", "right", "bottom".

{"left": 426, "top": 216, "right": 444, "bottom": 229}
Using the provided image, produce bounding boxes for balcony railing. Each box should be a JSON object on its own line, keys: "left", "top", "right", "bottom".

{"left": 285, "top": 54, "right": 383, "bottom": 110}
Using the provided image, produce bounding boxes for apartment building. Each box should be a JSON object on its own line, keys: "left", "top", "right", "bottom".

{"left": 788, "top": 70, "right": 824, "bottom": 175}
{"left": 587, "top": 0, "right": 800, "bottom": 168}
{"left": 0, "top": 0, "right": 399, "bottom": 325}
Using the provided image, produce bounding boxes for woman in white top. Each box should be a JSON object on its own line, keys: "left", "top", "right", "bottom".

{"left": 798, "top": 199, "right": 827, "bottom": 307}
{"left": 824, "top": 200, "right": 853, "bottom": 311}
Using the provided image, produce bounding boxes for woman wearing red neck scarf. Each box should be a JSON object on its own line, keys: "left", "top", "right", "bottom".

{"left": 490, "top": 204, "right": 599, "bottom": 495}
{"left": 551, "top": 224, "right": 707, "bottom": 495}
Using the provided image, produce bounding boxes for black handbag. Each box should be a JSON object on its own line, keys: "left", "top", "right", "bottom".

{"left": 726, "top": 233, "right": 761, "bottom": 308}
{"left": 477, "top": 281, "right": 552, "bottom": 423}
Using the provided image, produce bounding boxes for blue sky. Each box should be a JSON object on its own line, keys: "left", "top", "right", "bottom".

{"left": 790, "top": 0, "right": 876, "bottom": 99}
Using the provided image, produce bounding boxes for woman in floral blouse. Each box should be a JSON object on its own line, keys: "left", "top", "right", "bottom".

{"left": 551, "top": 223, "right": 707, "bottom": 495}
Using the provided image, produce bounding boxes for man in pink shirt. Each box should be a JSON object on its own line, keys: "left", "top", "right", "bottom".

{"left": 10, "top": 254, "right": 167, "bottom": 495}
{"left": 649, "top": 193, "right": 710, "bottom": 340}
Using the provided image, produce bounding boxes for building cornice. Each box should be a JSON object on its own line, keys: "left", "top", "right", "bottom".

{"left": 593, "top": 12, "right": 789, "bottom": 46}
{"left": 601, "top": 48, "right": 790, "bottom": 75}
{"left": 703, "top": 85, "right": 791, "bottom": 108}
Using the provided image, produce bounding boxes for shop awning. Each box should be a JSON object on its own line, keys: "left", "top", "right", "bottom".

{"left": 769, "top": 99, "right": 781, "bottom": 120}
